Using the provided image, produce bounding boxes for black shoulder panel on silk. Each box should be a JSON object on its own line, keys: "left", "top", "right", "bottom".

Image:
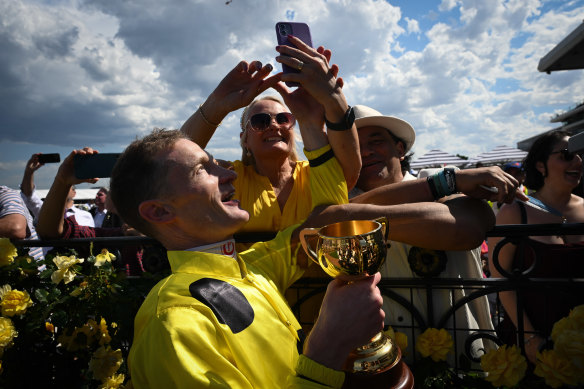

{"left": 189, "top": 278, "right": 254, "bottom": 334}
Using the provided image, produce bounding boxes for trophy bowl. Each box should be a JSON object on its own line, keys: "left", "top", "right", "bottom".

{"left": 299, "top": 218, "right": 402, "bottom": 375}
{"left": 300, "top": 219, "right": 388, "bottom": 279}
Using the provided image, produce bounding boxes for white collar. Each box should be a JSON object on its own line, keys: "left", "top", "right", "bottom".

{"left": 185, "top": 239, "right": 237, "bottom": 259}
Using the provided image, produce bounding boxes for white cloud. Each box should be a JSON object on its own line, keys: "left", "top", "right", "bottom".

{"left": 0, "top": 0, "right": 583, "bottom": 188}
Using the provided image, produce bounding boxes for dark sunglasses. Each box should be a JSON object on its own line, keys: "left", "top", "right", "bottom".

{"left": 248, "top": 112, "right": 295, "bottom": 132}
{"left": 550, "top": 149, "right": 583, "bottom": 162}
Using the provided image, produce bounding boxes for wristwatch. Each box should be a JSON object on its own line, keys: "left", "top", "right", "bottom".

{"left": 325, "top": 106, "right": 355, "bottom": 131}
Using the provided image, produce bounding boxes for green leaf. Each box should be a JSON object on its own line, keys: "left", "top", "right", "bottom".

{"left": 34, "top": 288, "right": 49, "bottom": 303}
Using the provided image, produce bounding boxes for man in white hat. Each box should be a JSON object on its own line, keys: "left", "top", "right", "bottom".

{"left": 349, "top": 105, "right": 417, "bottom": 195}
{"left": 349, "top": 105, "right": 501, "bottom": 365}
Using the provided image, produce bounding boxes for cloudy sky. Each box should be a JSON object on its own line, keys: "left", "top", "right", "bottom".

{"left": 1, "top": 0, "right": 583, "bottom": 189}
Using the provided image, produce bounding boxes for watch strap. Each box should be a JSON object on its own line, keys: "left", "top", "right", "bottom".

{"left": 325, "top": 106, "right": 355, "bottom": 131}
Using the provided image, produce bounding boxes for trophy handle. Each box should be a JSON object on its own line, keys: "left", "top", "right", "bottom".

{"left": 299, "top": 228, "right": 320, "bottom": 265}
{"left": 375, "top": 216, "right": 389, "bottom": 241}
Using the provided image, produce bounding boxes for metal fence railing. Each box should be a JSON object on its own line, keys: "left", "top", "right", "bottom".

{"left": 12, "top": 222, "right": 584, "bottom": 372}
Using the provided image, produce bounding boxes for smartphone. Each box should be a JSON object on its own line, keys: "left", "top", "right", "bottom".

{"left": 275, "top": 22, "right": 313, "bottom": 87}
{"left": 74, "top": 153, "right": 121, "bottom": 179}
{"left": 37, "top": 153, "right": 61, "bottom": 164}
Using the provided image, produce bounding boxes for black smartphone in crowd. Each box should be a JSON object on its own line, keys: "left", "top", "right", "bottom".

{"left": 37, "top": 153, "right": 61, "bottom": 164}
{"left": 275, "top": 22, "right": 313, "bottom": 87}
{"left": 74, "top": 153, "right": 121, "bottom": 179}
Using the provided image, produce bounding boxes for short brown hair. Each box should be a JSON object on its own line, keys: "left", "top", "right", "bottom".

{"left": 110, "top": 129, "right": 186, "bottom": 238}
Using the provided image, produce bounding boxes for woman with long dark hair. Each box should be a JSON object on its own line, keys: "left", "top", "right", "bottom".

{"left": 489, "top": 130, "right": 584, "bottom": 363}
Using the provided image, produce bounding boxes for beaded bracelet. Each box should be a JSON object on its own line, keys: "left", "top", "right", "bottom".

{"left": 198, "top": 104, "right": 222, "bottom": 127}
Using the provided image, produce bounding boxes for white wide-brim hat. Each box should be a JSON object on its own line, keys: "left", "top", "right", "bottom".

{"left": 353, "top": 105, "right": 416, "bottom": 152}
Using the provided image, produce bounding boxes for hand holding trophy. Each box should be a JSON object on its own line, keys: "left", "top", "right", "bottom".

{"left": 300, "top": 218, "right": 414, "bottom": 388}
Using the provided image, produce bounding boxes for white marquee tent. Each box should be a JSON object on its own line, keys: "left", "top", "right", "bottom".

{"left": 468, "top": 145, "right": 528, "bottom": 166}
{"left": 410, "top": 149, "right": 468, "bottom": 169}
{"left": 35, "top": 188, "right": 99, "bottom": 202}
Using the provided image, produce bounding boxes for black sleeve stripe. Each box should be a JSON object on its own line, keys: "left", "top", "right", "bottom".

{"left": 308, "top": 148, "right": 335, "bottom": 168}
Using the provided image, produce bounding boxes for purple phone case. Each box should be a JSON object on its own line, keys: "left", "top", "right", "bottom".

{"left": 275, "top": 22, "right": 313, "bottom": 87}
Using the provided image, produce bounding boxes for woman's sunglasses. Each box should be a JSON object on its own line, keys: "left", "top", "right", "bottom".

{"left": 247, "top": 112, "right": 295, "bottom": 132}
{"left": 550, "top": 149, "right": 584, "bottom": 162}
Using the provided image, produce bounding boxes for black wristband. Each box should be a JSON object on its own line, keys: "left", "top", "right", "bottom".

{"left": 444, "top": 167, "right": 458, "bottom": 193}
{"left": 325, "top": 106, "right": 355, "bottom": 131}
{"left": 427, "top": 176, "right": 440, "bottom": 200}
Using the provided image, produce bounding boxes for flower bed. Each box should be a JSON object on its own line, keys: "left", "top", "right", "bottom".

{"left": 385, "top": 305, "right": 584, "bottom": 388}
{"left": 0, "top": 238, "right": 163, "bottom": 388}
{"left": 1, "top": 237, "right": 583, "bottom": 388}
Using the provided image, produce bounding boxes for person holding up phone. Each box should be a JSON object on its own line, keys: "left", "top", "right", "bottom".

{"left": 180, "top": 35, "right": 359, "bottom": 248}
{"left": 20, "top": 153, "right": 94, "bottom": 227}
{"left": 35, "top": 149, "right": 146, "bottom": 275}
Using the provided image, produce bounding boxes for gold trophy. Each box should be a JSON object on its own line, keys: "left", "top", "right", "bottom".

{"left": 299, "top": 218, "right": 401, "bottom": 374}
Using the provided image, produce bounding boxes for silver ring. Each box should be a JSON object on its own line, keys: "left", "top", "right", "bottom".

{"left": 297, "top": 61, "right": 304, "bottom": 71}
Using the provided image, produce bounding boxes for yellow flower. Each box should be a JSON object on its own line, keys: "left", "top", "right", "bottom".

{"left": 0, "top": 285, "right": 11, "bottom": 300}
{"left": 0, "top": 238, "right": 17, "bottom": 267}
{"left": 98, "top": 373, "right": 125, "bottom": 389}
{"left": 554, "top": 329, "right": 584, "bottom": 381}
{"left": 58, "top": 326, "right": 91, "bottom": 352}
{"left": 384, "top": 326, "right": 409, "bottom": 356}
{"left": 45, "top": 322, "right": 55, "bottom": 333}
{"left": 98, "top": 317, "right": 112, "bottom": 346}
{"left": 0, "top": 317, "right": 18, "bottom": 349}
{"left": 51, "top": 255, "right": 84, "bottom": 285}
{"left": 481, "top": 345, "right": 527, "bottom": 388}
{"left": 0, "top": 288, "right": 33, "bottom": 317}
{"left": 552, "top": 305, "right": 584, "bottom": 342}
{"left": 80, "top": 319, "right": 100, "bottom": 346}
{"left": 551, "top": 316, "right": 573, "bottom": 342}
{"left": 415, "top": 328, "right": 453, "bottom": 362}
{"left": 395, "top": 331, "right": 408, "bottom": 355}
{"left": 568, "top": 304, "right": 584, "bottom": 329}
{"left": 95, "top": 249, "right": 116, "bottom": 267}
{"left": 89, "top": 345, "right": 123, "bottom": 381}
{"left": 534, "top": 349, "right": 578, "bottom": 388}
{"left": 384, "top": 326, "right": 395, "bottom": 340}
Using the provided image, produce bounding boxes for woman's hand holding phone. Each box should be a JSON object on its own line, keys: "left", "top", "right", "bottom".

{"left": 276, "top": 36, "right": 344, "bottom": 108}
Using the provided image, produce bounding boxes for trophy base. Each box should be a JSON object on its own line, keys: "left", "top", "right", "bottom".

{"left": 342, "top": 332, "right": 401, "bottom": 374}
{"left": 342, "top": 357, "right": 414, "bottom": 389}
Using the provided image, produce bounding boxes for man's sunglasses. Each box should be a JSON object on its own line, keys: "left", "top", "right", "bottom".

{"left": 550, "top": 149, "right": 584, "bottom": 162}
{"left": 247, "top": 112, "right": 295, "bottom": 132}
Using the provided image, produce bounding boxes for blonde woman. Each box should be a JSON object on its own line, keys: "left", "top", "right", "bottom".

{"left": 181, "top": 37, "right": 359, "bottom": 238}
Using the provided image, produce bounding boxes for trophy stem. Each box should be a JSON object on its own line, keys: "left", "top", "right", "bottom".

{"left": 343, "top": 331, "right": 401, "bottom": 374}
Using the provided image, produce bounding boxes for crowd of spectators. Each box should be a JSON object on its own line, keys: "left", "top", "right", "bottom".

{"left": 1, "top": 35, "right": 582, "bottom": 388}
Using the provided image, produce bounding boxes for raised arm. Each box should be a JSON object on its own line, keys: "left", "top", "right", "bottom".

{"left": 180, "top": 61, "right": 279, "bottom": 147}
{"left": 20, "top": 153, "right": 43, "bottom": 197}
{"left": 274, "top": 36, "right": 361, "bottom": 190}
{"left": 36, "top": 148, "right": 99, "bottom": 239}
{"left": 20, "top": 153, "right": 45, "bottom": 219}
{"left": 351, "top": 166, "right": 528, "bottom": 205}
